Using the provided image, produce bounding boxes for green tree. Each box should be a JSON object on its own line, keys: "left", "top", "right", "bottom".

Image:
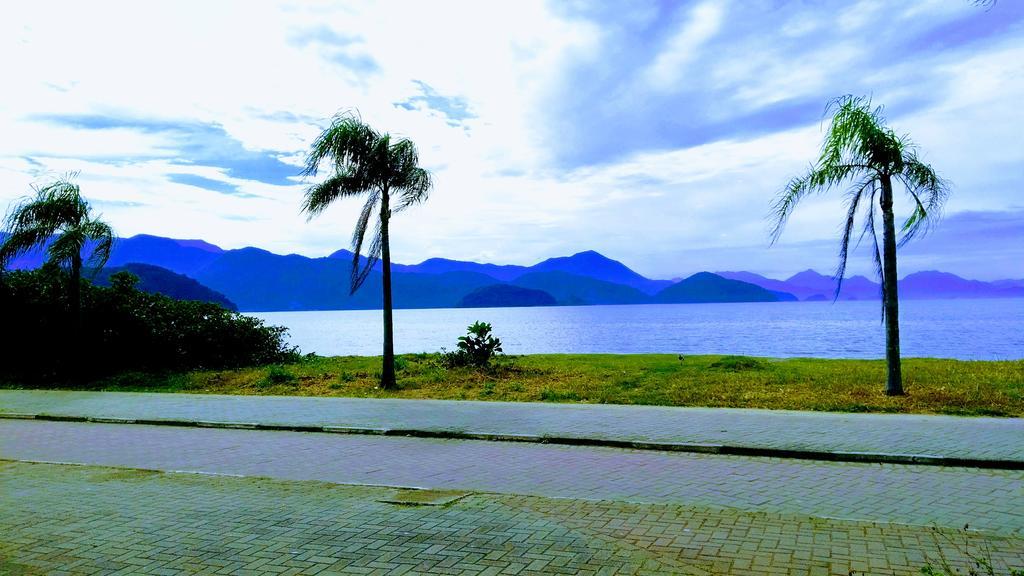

{"left": 301, "top": 114, "right": 432, "bottom": 389}
{"left": 770, "top": 96, "right": 949, "bottom": 396}
{"left": 0, "top": 175, "right": 114, "bottom": 339}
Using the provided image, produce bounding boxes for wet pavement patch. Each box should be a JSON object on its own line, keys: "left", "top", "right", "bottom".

{"left": 378, "top": 489, "right": 472, "bottom": 506}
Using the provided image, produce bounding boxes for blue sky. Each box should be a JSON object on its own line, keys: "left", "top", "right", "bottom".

{"left": 1, "top": 0, "right": 1022, "bottom": 280}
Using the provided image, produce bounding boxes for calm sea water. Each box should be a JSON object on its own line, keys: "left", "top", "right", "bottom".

{"left": 252, "top": 299, "right": 1024, "bottom": 360}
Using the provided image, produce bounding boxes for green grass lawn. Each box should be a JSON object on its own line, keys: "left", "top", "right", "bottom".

{"left": 16, "top": 353, "right": 1022, "bottom": 417}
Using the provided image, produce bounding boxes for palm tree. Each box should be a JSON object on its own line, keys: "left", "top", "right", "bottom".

{"left": 0, "top": 174, "right": 115, "bottom": 338}
{"left": 301, "top": 114, "right": 432, "bottom": 389}
{"left": 770, "top": 96, "right": 949, "bottom": 396}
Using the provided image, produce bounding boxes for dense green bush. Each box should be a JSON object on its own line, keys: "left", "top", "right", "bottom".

{"left": 442, "top": 321, "right": 504, "bottom": 368}
{"left": 0, "top": 267, "right": 298, "bottom": 383}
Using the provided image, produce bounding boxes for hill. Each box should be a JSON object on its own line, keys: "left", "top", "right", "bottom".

{"left": 94, "top": 263, "right": 237, "bottom": 311}
{"left": 512, "top": 271, "right": 649, "bottom": 305}
{"left": 901, "top": 271, "right": 1024, "bottom": 299}
{"left": 106, "top": 235, "right": 224, "bottom": 276}
{"left": 530, "top": 251, "right": 671, "bottom": 294}
{"left": 784, "top": 270, "right": 879, "bottom": 301}
{"left": 457, "top": 284, "right": 557, "bottom": 308}
{"left": 402, "top": 257, "right": 528, "bottom": 281}
{"left": 655, "top": 272, "right": 791, "bottom": 304}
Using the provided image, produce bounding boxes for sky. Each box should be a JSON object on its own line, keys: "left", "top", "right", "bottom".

{"left": 1, "top": 0, "right": 1022, "bottom": 281}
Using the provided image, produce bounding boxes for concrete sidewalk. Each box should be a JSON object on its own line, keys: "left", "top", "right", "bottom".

{"left": 1, "top": 390, "right": 1021, "bottom": 467}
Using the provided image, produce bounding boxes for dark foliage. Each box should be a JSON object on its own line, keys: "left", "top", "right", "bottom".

{"left": 0, "top": 267, "right": 298, "bottom": 383}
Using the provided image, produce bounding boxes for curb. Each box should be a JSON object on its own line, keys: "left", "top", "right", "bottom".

{"left": 4, "top": 412, "right": 1022, "bottom": 470}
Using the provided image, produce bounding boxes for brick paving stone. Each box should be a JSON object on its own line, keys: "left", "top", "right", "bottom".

{"left": 1, "top": 461, "right": 1022, "bottom": 575}
{"left": 1, "top": 390, "right": 1021, "bottom": 462}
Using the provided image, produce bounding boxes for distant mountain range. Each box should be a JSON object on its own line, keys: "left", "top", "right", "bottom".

{"left": 716, "top": 269, "right": 1024, "bottom": 302}
{"left": 4, "top": 233, "right": 1022, "bottom": 312}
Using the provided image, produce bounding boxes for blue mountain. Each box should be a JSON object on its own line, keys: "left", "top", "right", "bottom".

{"left": 106, "top": 234, "right": 224, "bottom": 276}
{"left": 512, "top": 271, "right": 649, "bottom": 305}
{"left": 193, "top": 247, "right": 497, "bottom": 311}
{"left": 403, "top": 258, "right": 528, "bottom": 281}
{"left": 718, "top": 269, "right": 1024, "bottom": 301}
{"left": 8, "top": 233, "right": 1014, "bottom": 311}
{"left": 654, "top": 272, "right": 791, "bottom": 304}
{"left": 3, "top": 233, "right": 223, "bottom": 277}
{"left": 529, "top": 251, "right": 671, "bottom": 294}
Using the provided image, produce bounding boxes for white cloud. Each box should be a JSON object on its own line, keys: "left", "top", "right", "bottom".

{"left": 642, "top": 1, "right": 726, "bottom": 92}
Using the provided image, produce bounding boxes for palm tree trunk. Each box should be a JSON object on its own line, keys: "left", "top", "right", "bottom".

{"left": 70, "top": 252, "right": 83, "bottom": 382}
{"left": 379, "top": 191, "right": 397, "bottom": 390}
{"left": 879, "top": 175, "right": 904, "bottom": 396}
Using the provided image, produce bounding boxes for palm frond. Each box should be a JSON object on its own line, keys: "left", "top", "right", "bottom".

{"left": 895, "top": 154, "right": 950, "bottom": 246}
{"left": 46, "top": 227, "right": 85, "bottom": 266}
{"left": 301, "top": 171, "right": 372, "bottom": 219}
{"left": 820, "top": 96, "right": 900, "bottom": 172}
{"left": 834, "top": 175, "right": 876, "bottom": 298}
{"left": 768, "top": 96, "right": 890, "bottom": 243}
{"left": 770, "top": 162, "right": 859, "bottom": 243}
{"left": 0, "top": 227, "right": 51, "bottom": 268}
{"left": 394, "top": 167, "right": 432, "bottom": 211}
{"left": 301, "top": 112, "right": 379, "bottom": 178}
{"left": 769, "top": 172, "right": 811, "bottom": 244}
{"left": 3, "top": 192, "right": 80, "bottom": 240}
{"left": 351, "top": 220, "right": 382, "bottom": 294}
{"left": 348, "top": 191, "right": 381, "bottom": 294}
{"left": 0, "top": 174, "right": 103, "bottom": 270}
{"left": 81, "top": 218, "right": 115, "bottom": 273}
{"left": 862, "top": 195, "right": 885, "bottom": 319}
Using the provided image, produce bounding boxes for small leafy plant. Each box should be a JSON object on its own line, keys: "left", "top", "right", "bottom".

{"left": 443, "top": 321, "right": 503, "bottom": 368}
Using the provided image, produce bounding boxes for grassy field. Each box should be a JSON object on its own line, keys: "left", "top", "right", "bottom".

{"left": 19, "top": 353, "right": 1022, "bottom": 417}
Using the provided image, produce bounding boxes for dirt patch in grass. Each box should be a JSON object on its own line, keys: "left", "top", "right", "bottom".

{"left": 90, "top": 469, "right": 163, "bottom": 483}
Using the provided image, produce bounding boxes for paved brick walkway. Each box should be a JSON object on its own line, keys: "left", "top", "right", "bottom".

{"left": 3, "top": 420, "right": 1023, "bottom": 537}
{"left": 1, "top": 390, "right": 1021, "bottom": 462}
{"left": 2, "top": 461, "right": 1022, "bottom": 576}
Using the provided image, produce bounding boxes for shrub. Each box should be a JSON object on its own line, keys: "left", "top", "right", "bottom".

{"left": 0, "top": 267, "right": 298, "bottom": 383}
{"left": 709, "top": 355, "right": 767, "bottom": 371}
{"left": 394, "top": 356, "right": 409, "bottom": 373}
{"left": 263, "top": 365, "right": 295, "bottom": 386}
{"left": 442, "top": 322, "right": 503, "bottom": 368}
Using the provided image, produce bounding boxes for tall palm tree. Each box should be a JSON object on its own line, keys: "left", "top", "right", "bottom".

{"left": 0, "top": 174, "right": 115, "bottom": 338}
{"left": 770, "top": 96, "right": 949, "bottom": 396}
{"left": 301, "top": 114, "right": 432, "bottom": 390}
